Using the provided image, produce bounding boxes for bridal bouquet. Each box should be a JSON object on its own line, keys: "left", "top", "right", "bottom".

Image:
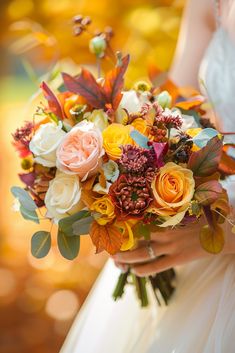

{"left": 11, "top": 16, "right": 235, "bottom": 307}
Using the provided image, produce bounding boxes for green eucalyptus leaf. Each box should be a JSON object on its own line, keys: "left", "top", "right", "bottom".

{"left": 31, "top": 231, "right": 51, "bottom": 258}
{"left": 11, "top": 186, "right": 37, "bottom": 211}
{"left": 72, "top": 216, "right": 93, "bottom": 236}
{"left": 130, "top": 130, "right": 151, "bottom": 149}
{"left": 57, "top": 229, "right": 80, "bottom": 260}
{"left": 58, "top": 210, "right": 91, "bottom": 236}
{"left": 20, "top": 206, "right": 39, "bottom": 224}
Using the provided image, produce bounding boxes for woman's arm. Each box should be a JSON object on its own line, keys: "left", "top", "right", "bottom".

{"left": 170, "top": 0, "right": 215, "bottom": 87}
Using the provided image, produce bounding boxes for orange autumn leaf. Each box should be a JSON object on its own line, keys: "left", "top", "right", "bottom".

{"left": 103, "top": 54, "right": 130, "bottom": 111}
{"left": 218, "top": 145, "right": 235, "bottom": 176}
{"left": 211, "top": 188, "right": 230, "bottom": 222}
{"left": 160, "top": 79, "right": 179, "bottom": 102}
{"left": 175, "top": 96, "right": 204, "bottom": 110}
{"left": 177, "top": 86, "right": 201, "bottom": 98}
{"left": 90, "top": 221, "right": 123, "bottom": 255}
{"left": 82, "top": 175, "right": 97, "bottom": 190}
{"left": 81, "top": 189, "right": 96, "bottom": 208}
{"left": 98, "top": 169, "right": 107, "bottom": 189}
{"left": 199, "top": 224, "right": 224, "bottom": 254}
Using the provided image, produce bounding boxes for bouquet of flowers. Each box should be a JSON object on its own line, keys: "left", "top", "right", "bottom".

{"left": 11, "top": 16, "right": 235, "bottom": 307}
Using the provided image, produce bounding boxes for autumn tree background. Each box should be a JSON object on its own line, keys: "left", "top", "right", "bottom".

{"left": 0, "top": 1, "right": 184, "bottom": 352}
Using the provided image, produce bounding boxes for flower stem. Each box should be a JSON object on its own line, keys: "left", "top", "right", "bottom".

{"left": 133, "top": 275, "right": 149, "bottom": 307}
{"left": 112, "top": 269, "right": 130, "bottom": 301}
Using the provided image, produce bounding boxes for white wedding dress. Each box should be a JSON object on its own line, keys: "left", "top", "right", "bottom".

{"left": 60, "top": 16, "right": 235, "bottom": 353}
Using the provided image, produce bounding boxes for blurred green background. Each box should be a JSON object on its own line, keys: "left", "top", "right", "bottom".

{"left": 0, "top": 0, "right": 184, "bottom": 352}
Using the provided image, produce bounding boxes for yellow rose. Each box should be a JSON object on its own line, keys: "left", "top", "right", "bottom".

{"left": 131, "top": 118, "right": 153, "bottom": 140}
{"left": 102, "top": 123, "right": 134, "bottom": 160}
{"left": 91, "top": 195, "right": 115, "bottom": 225}
{"left": 150, "top": 162, "right": 195, "bottom": 227}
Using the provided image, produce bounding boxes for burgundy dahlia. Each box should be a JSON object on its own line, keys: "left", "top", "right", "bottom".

{"left": 109, "top": 174, "right": 153, "bottom": 220}
{"left": 119, "top": 145, "right": 156, "bottom": 174}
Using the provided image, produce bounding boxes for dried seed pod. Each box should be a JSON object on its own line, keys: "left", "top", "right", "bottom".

{"left": 73, "top": 15, "right": 83, "bottom": 24}
{"left": 81, "top": 16, "right": 92, "bottom": 26}
{"left": 73, "top": 26, "right": 83, "bottom": 36}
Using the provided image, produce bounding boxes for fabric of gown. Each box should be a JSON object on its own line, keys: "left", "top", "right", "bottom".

{"left": 60, "top": 26, "right": 235, "bottom": 353}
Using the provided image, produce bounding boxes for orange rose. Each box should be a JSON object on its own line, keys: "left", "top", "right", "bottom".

{"left": 150, "top": 162, "right": 195, "bottom": 227}
{"left": 58, "top": 92, "right": 88, "bottom": 125}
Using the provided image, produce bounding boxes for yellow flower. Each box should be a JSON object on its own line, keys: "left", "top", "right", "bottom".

{"left": 150, "top": 162, "right": 195, "bottom": 227}
{"left": 91, "top": 195, "right": 115, "bottom": 225}
{"left": 115, "top": 220, "right": 137, "bottom": 251}
{"left": 131, "top": 118, "right": 151, "bottom": 138}
{"left": 102, "top": 123, "right": 134, "bottom": 160}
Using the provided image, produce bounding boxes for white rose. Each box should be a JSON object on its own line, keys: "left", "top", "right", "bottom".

{"left": 45, "top": 172, "right": 83, "bottom": 222}
{"left": 29, "top": 122, "right": 66, "bottom": 167}
{"left": 116, "top": 90, "right": 149, "bottom": 123}
{"left": 84, "top": 109, "right": 109, "bottom": 132}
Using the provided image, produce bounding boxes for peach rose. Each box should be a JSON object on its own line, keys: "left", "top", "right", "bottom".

{"left": 56, "top": 120, "right": 104, "bottom": 181}
{"left": 151, "top": 162, "right": 195, "bottom": 227}
{"left": 102, "top": 123, "right": 134, "bottom": 160}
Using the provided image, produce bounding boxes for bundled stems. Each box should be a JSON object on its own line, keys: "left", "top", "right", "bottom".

{"left": 113, "top": 268, "right": 176, "bottom": 307}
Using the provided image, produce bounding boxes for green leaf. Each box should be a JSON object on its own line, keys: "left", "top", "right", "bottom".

{"left": 133, "top": 223, "right": 151, "bottom": 240}
{"left": 72, "top": 216, "right": 93, "bottom": 236}
{"left": 57, "top": 229, "right": 80, "bottom": 260}
{"left": 11, "top": 186, "right": 37, "bottom": 211}
{"left": 58, "top": 210, "right": 91, "bottom": 237}
{"left": 20, "top": 206, "right": 39, "bottom": 224}
{"left": 130, "top": 130, "right": 150, "bottom": 149}
{"left": 31, "top": 231, "right": 51, "bottom": 258}
{"left": 194, "top": 180, "right": 223, "bottom": 205}
{"left": 199, "top": 224, "right": 224, "bottom": 254}
{"left": 187, "top": 136, "right": 223, "bottom": 177}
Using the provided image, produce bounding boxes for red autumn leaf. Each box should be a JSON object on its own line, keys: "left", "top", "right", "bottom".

{"left": 152, "top": 142, "right": 168, "bottom": 168}
{"left": 188, "top": 136, "right": 223, "bottom": 177}
{"left": 40, "top": 81, "right": 64, "bottom": 119}
{"left": 62, "top": 70, "right": 106, "bottom": 109}
{"left": 103, "top": 54, "right": 130, "bottom": 110}
{"left": 194, "top": 180, "right": 223, "bottom": 205}
{"left": 218, "top": 144, "right": 235, "bottom": 176}
{"left": 90, "top": 221, "right": 123, "bottom": 255}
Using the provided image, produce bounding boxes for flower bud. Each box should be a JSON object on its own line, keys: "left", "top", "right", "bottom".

{"left": 21, "top": 158, "right": 33, "bottom": 170}
{"left": 133, "top": 80, "right": 151, "bottom": 92}
{"left": 156, "top": 90, "right": 172, "bottom": 109}
{"left": 89, "top": 36, "right": 107, "bottom": 57}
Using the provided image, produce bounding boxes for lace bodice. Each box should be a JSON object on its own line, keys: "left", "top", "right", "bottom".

{"left": 199, "top": 27, "right": 235, "bottom": 143}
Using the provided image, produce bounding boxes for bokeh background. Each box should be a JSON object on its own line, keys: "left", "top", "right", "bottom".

{"left": 0, "top": 1, "right": 185, "bottom": 352}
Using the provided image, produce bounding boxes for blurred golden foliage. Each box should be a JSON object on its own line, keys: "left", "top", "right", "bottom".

{"left": 0, "top": 0, "right": 185, "bottom": 352}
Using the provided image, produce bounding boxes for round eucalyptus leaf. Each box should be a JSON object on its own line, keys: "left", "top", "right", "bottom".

{"left": 31, "top": 231, "right": 51, "bottom": 258}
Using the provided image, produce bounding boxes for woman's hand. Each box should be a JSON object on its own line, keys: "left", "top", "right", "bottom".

{"left": 112, "top": 219, "right": 235, "bottom": 277}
